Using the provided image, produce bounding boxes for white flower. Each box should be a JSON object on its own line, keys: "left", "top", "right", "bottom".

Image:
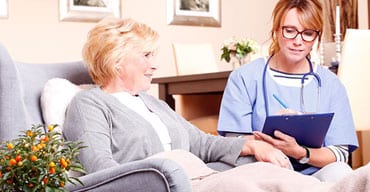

{"left": 221, "top": 37, "right": 258, "bottom": 63}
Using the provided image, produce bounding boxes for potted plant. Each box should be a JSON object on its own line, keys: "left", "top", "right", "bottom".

{"left": 221, "top": 37, "right": 259, "bottom": 68}
{"left": 0, "top": 124, "right": 85, "bottom": 192}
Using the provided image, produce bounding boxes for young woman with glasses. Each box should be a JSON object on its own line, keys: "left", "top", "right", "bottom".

{"left": 218, "top": 0, "right": 358, "bottom": 182}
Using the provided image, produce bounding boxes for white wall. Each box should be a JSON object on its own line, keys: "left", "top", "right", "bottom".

{"left": 0, "top": 0, "right": 276, "bottom": 73}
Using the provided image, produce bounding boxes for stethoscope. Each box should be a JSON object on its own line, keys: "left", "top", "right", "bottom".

{"left": 262, "top": 56, "right": 322, "bottom": 116}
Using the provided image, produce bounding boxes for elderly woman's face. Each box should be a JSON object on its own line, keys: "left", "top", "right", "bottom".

{"left": 118, "top": 50, "right": 157, "bottom": 95}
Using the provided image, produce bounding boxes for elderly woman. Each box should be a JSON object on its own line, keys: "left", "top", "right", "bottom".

{"left": 63, "top": 17, "right": 291, "bottom": 173}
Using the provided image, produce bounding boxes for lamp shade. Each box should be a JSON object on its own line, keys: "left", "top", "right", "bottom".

{"left": 337, "top": 29, "right": 370, "bottom": 130}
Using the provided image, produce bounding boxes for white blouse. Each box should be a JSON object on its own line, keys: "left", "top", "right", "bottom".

{"left": 111, "top": 92, "right": 172, "bottom": 151}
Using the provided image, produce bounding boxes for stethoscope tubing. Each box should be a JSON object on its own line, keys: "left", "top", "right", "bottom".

{"left": 262, "top": 56, "right": 321, "bottom": 116}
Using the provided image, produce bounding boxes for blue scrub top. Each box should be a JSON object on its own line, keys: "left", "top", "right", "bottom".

{"left": 218, "top": 57, "right": 358, "bottom": 153}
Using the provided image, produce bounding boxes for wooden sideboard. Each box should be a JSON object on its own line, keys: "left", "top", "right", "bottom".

{"left": 151, "top": 71, "right": 231, "bottom": 110}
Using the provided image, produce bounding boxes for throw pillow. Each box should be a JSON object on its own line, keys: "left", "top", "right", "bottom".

{"left": 40, "top": 78, "right": 95, "bottom": 132}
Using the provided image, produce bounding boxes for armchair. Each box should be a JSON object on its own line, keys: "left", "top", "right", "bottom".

{"left": 0, "top": 43, "right": 191, "bottom": 191}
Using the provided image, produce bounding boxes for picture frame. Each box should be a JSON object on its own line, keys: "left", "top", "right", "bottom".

{"left": 0, "top": 0, "right": 8, "bottom": 18}
{"left": 167, "top": 0, "right": 221, "bottom": 27}
{"left": 59, "top": 0, "right": 120, "bottom": 22}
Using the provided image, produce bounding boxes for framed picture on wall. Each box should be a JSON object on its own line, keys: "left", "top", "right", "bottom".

{"left": 167, "top": 0, "right": 221, "bottom": 27}
{"left": 59, "top": 0, "right": 120, "bottom": 22}
{"left": 0, "top": 0, "right": 8, "bottom": 18}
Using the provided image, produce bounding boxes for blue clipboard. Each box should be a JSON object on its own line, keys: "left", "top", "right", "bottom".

{"left": 262, "top": 113, "right": 334, "bottom": 148}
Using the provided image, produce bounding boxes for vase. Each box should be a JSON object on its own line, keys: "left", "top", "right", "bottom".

{"left": 238, "top": 54, "right": 251, "bottom": 65}
{"left": 231, "top": 58, "right": 241, "bottom": 69}
{"left": 231, "top": 54, "right": 251, "bottom": 69}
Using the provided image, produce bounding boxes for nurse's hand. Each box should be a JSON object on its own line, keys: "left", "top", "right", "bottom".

{"left": 275, "top": 108, "right": 302, "bottom": 115}
{"left": 240, "top": 139, "right": 291, "bottom": 169}
{"left": 253, "top": 130, "right": 304, "bottom": 160}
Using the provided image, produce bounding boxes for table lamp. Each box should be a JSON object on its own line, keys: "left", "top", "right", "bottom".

{"left": 337, "top": 29, "right": 370, "bottom": 130}
{"left": 337, "top": 29, "right": 370, "bottom": 168}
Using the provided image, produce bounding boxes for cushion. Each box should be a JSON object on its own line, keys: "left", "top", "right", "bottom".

{"left": 40, "top": 78, "right": 95, "bottom": 132}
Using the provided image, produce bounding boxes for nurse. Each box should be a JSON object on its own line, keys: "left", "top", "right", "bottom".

{"left": 217, "top": 0, "right": 358, "bottom": 182}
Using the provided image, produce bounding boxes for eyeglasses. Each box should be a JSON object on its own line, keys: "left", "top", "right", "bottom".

{"left": 281, "top": 26, "right": 320, "bottom": 42}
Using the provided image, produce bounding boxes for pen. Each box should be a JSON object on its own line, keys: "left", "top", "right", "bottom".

{"left": 273, "top": 94, "right": 288, "bottom": 109}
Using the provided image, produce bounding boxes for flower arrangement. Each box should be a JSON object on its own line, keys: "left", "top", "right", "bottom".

{"left": 220, "top": 37, "right": 259, "bottom": 64}
{"left": 0, "top": 124, "right": 85, "bottom": 192}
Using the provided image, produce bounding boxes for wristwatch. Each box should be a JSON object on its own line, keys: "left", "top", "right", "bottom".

{"left": 298, "top": 146, "right": 310, "bottom": 164}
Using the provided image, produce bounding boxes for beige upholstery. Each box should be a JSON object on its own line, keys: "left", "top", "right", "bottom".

{"left": 172, "top": 43, "right": 218, "bottom": 75}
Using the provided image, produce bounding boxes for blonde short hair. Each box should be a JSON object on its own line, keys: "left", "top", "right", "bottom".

{"left": 82, "top": 18, "right": 159, "bottom": 86}
{"left": 269, "top": 0, "right": 323, "bottom": 56}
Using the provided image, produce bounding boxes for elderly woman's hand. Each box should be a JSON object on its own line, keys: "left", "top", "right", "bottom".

{"left": 240, "top": 139, "right": 292, "bottom": 169}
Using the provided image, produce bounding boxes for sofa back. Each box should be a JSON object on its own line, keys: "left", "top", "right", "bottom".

{"left": 0, "top": 43, "right": 92, "bottom": 142}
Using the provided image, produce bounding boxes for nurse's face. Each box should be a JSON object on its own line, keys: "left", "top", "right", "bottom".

{"left": 118, "top": 51, "right": 157, "bottom": 94}
{"left": 277, "top": 8, "right": 319, "bottom": 63}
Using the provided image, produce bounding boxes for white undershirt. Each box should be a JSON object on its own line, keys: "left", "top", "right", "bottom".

{"left": 268, "top": 61, "right": 318, "bottom": 87}
{"left": 111, "top": 92, "right": 172, "bottom": 151}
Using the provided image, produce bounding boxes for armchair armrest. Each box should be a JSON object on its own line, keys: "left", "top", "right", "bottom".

{"left": 67, "top": 158, "right": 191, "bottom": 192}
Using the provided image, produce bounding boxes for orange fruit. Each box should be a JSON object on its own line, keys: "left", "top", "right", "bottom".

{"left": 7, "top": 143, "right": 14, "bottom": 150}
{"left": 30, "top": 155, "right": 37, "bottom": 162}
{"left": 60, "top": 158, "right": 68, "bottom": 169}
{"left": 9, "top": 159, "right": 16, "bottom": 166}
{"left": 43, "top": 177, "right": 48, "bottom": 185}
{"left": 26, "top": 130, "right": 33, "bottom": 137}
{"left": 49, "top": 167, "right": 55, "bottom": 174}
{"left": 15, "top": 155, "right": 22, "bottom": 162}
{"left": 48, "top": 125, "right": 54, "bottom": 132}
{"left": 49, "top": 161, "right": 56, "bottom": 167}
